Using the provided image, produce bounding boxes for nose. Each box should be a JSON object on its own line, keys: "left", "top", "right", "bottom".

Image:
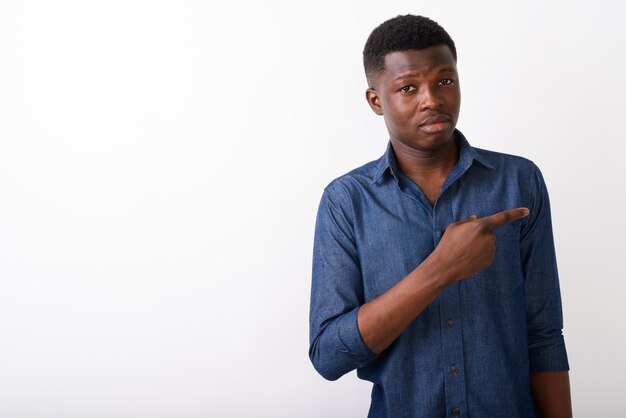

{"left": 418, "top": 86, "right": 443, "bottom": 111}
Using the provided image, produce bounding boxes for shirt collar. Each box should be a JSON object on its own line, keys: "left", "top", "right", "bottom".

{"left": 370, "top": 129, "right": 495, "bottom": 185}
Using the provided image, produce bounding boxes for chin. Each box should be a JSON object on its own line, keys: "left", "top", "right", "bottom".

{"left": 416, "top": 131, "right": 454, "bottom": 150}
{"left": 392, "top": 128, "right": 455, "bottom": 153}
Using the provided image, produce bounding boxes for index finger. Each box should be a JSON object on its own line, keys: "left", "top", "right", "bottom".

{"left": 478, "top": 207, "right": 530, "bottom": 230}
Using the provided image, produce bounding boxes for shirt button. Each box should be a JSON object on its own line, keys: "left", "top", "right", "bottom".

{"left": 451, "top": 407, "right": 461, "bottom": 416}
{"left": 449, "top": 364, "right": 458, "bottom": 374}
{"left": 445, "top": 319, "right": 454, "bottom": 328}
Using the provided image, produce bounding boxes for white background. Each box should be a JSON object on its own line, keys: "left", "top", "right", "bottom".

{"left": 1, "top": 1, "right": 624, "bottom": 417}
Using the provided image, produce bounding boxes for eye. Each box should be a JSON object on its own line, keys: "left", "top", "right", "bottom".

{"left": 399, "top": 85, "right": 416, "bottom": 93}
{"left": 438, "top": 78, "right": 455, "bottom": 86}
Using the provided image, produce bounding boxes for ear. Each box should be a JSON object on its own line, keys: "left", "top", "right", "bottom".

{"left": 365, "top": 88, "right": 384, "bottom": 116}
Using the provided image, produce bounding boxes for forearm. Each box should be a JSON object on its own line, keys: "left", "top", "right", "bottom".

{"left": 357, "top": 253, "right": 449, "bottom": 354}
{"left": 530, "top": 371, "right": 572, "bottom": 418}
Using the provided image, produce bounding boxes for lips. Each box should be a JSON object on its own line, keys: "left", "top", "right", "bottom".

{"left": 418, "top": 114, "right": 450, "bottom": 134}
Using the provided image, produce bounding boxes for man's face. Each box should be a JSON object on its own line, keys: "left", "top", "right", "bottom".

{"left": 366, "top": 45, "right": 461, "bottom": 154}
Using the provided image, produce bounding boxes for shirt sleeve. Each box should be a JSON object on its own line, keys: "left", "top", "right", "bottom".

{"left": 308, "top": 185, "right": 378, "bottom": 381}
{"left": 520, "top": 163, "right": 570, "bottom": 372}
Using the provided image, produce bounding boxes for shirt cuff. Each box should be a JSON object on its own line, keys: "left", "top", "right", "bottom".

{"left": 336, "top": 306, "right": 378, "bottom": 368}
{"left": 528, "top": 334, "right": 570, "bottom": 372}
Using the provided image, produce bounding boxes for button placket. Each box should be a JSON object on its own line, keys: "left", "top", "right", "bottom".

{"left": 439, "top": 283, "right": 468, "bottom": 417}
{"left": 437, "top": 197, "right": 467, "bottom": 417}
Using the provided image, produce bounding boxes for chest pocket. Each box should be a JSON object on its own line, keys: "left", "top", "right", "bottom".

{"left": 473, "top": 221, "right": 524, "bottom": 294}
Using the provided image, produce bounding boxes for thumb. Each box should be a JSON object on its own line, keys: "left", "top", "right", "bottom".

{"left": 453, "top": 214, "right": 477, "bottom": 225}
{"left": 456, "top": 215, "right": 478, "bottom": 224}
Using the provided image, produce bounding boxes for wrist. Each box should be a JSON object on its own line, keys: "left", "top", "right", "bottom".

{"left": 419, "top": 251, "right": 454, "bottom": 290}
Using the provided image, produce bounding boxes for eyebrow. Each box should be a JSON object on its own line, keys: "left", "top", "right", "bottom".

{"left": 394, "top": 67, "right": 457, "bottom": 81}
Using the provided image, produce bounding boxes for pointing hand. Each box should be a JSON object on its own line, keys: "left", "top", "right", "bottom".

{"left": 432, "top": 208, "right": 530, "bottom": 284}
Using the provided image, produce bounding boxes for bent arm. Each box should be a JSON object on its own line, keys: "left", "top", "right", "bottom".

{"left": 309, "top": 192, "right": 451, "bottom": 379}
{"left": 309, "top": 188, "right": 448, "bottom": 378}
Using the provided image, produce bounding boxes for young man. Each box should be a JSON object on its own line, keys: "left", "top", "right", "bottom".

{"left": 309, "top": 15, "right": 572, "bottom": 417}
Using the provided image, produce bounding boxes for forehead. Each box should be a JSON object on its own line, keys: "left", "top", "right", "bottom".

{"left": 382, "top": 45, "right": 457, "bottom": 79}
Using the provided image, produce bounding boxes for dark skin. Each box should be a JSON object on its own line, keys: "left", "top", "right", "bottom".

{"left": 366, "top": 47, "right": 461, "bottom": 204}
{"left": 358, "top": 45, "right": 572, "bottom": 418}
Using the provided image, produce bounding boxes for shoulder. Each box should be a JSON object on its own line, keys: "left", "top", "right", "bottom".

{"left": 322, "top": 157, "right": 382, "bottom": 200}
{"left": 472, "top": 146, "right": 541, "bottom": 175}
{"left": 314, "top": 158, "right": 382, "bottom": 229}
{"left": 469, "top": 145, "right": 550, "bottom": 215}
{"left": 467, "top": 143, "right": 550, "bottom": 203}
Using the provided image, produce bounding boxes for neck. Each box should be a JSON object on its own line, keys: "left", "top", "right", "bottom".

{"left": 390, "top": 136, "right": 459, "bottom": 180}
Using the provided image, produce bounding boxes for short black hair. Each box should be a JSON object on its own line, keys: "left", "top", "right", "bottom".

{"left": 363, "top": 14, "right": 457, "bottom": 87}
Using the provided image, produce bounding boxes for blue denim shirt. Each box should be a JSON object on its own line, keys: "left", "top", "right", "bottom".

{"left": 309, "top": 130, "right": 569, "bottom": 418}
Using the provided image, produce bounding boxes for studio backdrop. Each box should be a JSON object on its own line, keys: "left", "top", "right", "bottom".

{"left": 1, "top": 1, "right": 624, "bottom": 417}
